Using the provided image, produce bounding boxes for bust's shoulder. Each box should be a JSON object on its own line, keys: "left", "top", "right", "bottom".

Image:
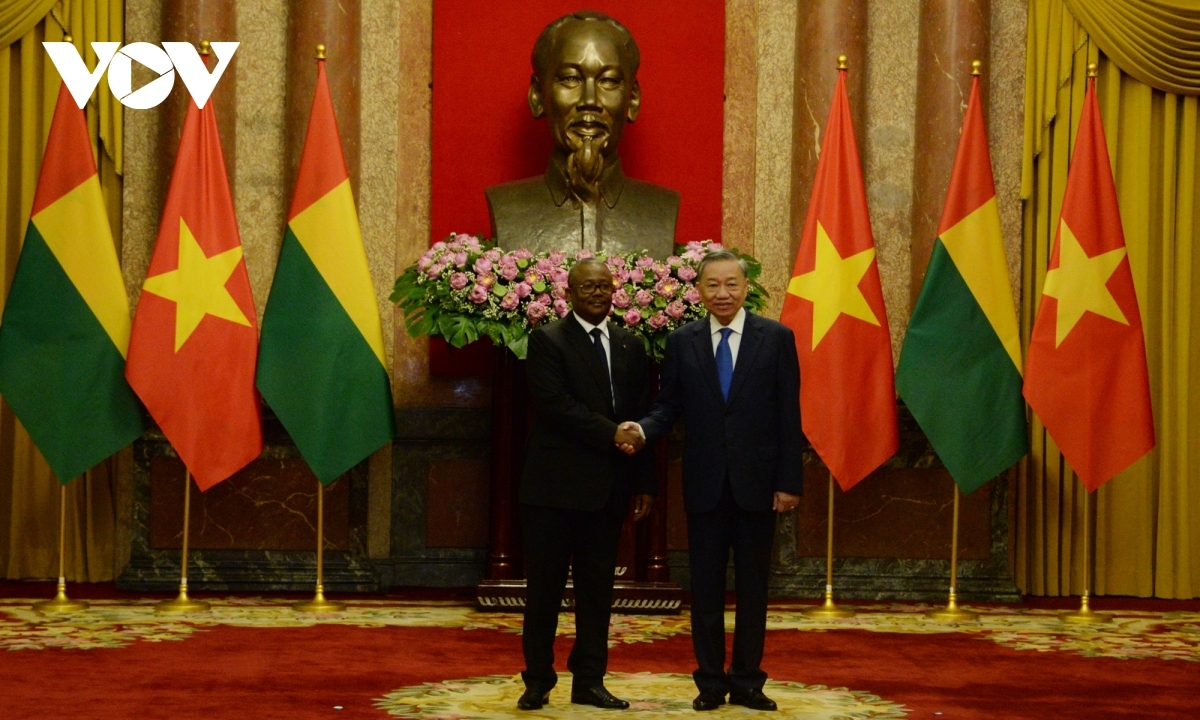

{"left": 485, "top": 176, "right": 549, "bottom": 205}
{"left": 620, "top": 177, "right": 680, "bottom": 210}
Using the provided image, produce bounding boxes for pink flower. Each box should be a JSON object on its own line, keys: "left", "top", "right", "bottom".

{"left": 612, "top": 289, "right": 632, "bottom": 309}
{"left": 526, "top": 301, "right": 548, "bottom": 322}
{"left": 655, "top": 277, "right": 680, "bottom": 298}
{"left": 677, "top": 265, "right": 697, "bottom": 282}
{"left": 426, "top": 263, "right": 444, "bottom": 279}
{"left": 524, "top": 270, "right": 543, "bottom": 286}
{"left": 708, "top": 242, "right": 724, "bottom": 251}
{"left": 666, "top": 300, "right": 686, "bottom": 319}
{"left": 473, "top": 257, "right": 493, "bottom": 274}
{"left": 648, "top": 312, "right": 669, "bottom": 329}
{"left": 452, "top": 251, "right": 468, "bottom": 267}
{"left": 635, "top": 289, "right": 655, "bottom": 307}
{"left": 417, "top": 255, "right": 434, "bottom": 272}
{"left": 653, "top": 263, "right": 670, "bottom": 279}
{"left": 553, "top": 298, "right": 570, "bottom": 318}
{"left": 684, "top": 288, "right": 702, "bottom": 304}
{"left": 576, "top": 249, "right": 595, "bottom": 260}
{"left": 453, "top": 232, "right": 474, "bottom": 246}
{"left": 628, "top": 268, "right": 645, "bottom": 284}
{"left": 500, "top": 292, "right": 519, "bottom": 311}
{"left": 548, "top": 251, "right": 568, "bottom": 266}
{"left": 484, "top": 249, "right": 502, "bottom": 263}
{"left": 468, "top": 285, "right": 488, "bottom": 304}
{"left": 515, "top": 281, "right": 532, "bottom": 298}
{"left": 535, "top": 258, "right": 554, "bottom": 274}
{"left": 635, "top": 255, "right": 655, "bottom": 269}
{"left": 536, "top": 293, "right": 551, "bottom": 306}
{"left": 622, "top": 308, "right": 642, "bottom": 325}
{"left": 551, "top": 282, "right": 569, "bottom": 299}
{"left": 550, "top": 268, "right": 569, "bottom": 284}
{"left": 463, "top": 236, "right": 481, "bottom": 251}
{"left": 477, "top": 273, "right": 497, "bottom": 289}
{"left": 607, "top": 256, "right": 627, "bottom": 268}
{"left": 682, "top": 248, "right": 705, "bottom": 262}
{"left": 514, "top": 248, "right": 533, "bottom": 260}
{"left": 449, "top": 272, "right": 470, "bottom": 290}
{"left": 667, "top": 255, "right": 683, "bottom": 267}
{"left": 500, "top": 264, "right": 520, "bottom": 282}
{"left": 613, "top": 269, "right": 630, "bottom": 284}
{"left": 432, "top": 241, "right": 447, "bottom": 251}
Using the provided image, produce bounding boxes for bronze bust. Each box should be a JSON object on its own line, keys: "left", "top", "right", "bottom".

{"left": 486, "top": 11, "right": 679, "bottom": 258}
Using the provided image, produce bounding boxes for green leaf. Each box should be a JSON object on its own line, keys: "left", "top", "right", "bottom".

{"left": 492, "top": 283, "right": 509, "bottom": 298}
{"left": 507, "top": 333, "right": 529, "bottom": 360}
{"left": 532, "top": 281, "right": 547, "bottom": 293}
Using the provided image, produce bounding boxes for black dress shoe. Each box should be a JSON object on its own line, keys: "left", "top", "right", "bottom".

{"left": 517, "top": 688, "right": 549, "bottom": 710}
{"left": 729, "top": 689, "right": 777, "bottom": 711}
{"left": 692, "top": 691, "right": 727, "bottom": 711}
{"left": 570, "top": 685, "right": 630, "bottom": 709}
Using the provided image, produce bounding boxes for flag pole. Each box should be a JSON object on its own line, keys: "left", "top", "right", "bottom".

{"left": 156, "top": 469, "right": 209, "bottom": 614}
{"left": 33, "top": 481, "right": 89, "bottom": 614}
{"left": 926, "top": 484, "right": 978, "bottom": 621}
{"left": 804, "top": 472, "right": 855, "bottom": 618}
{"left": 1059, "top": 481, "right": 1109, "bottom": 624}
{"left": 295, "top": 478, "right": 344, "bottom": 613}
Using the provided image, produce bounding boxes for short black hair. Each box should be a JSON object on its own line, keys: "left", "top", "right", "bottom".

{"left": 568, "top": 257, "right": 611, "bottom": 286}
{"left": 531, "top": 10, "right": 641, "bottom": 81}
{"left": 697, "top": 250, "right": 749, "bottom": 281}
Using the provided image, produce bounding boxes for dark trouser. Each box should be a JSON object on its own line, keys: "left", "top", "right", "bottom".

{"left": 520, "top": 498, "right": 627, "bottom": 693}
{"left": 686, "top": 481, "right": 776, "bottom": 696}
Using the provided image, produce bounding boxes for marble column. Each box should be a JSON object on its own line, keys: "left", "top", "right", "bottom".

{"left": 287, "top": 0, "right": 361, "bottom": 193}
{"left": 788, "top": 0, "right": 868, "bottom": 261}
{"left": 160, "top": 0, "right": 237, "bottom": 194}
{"left": 909, "top": 0, "right": 991, "bottom": 308}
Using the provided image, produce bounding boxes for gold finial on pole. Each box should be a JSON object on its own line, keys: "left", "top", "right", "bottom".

{"left": 971, "top": 60, "right": 982, "bottom": 76}
{"left": 803, "top": 473, "right": 856, "bottom": 619}
{"left": 1059, "top": 486, "right": 1111, "bottom": 624}
{"left": 63, "top": 34, "right": 73, "bottom": 44}
{"left": 1087, "top": 62, "right": 1098, "bottom": 78}
{"left": 926, "top": 484, "right": 979, "bottom": 622}
{"left": 295, "top": 479, "right": 346, "bottom": 613}
{"left": 33, "top": 483, "right": 90, "bottom": 614}
{"left": 316, "top": 44, "right": 326, "bottom": 60}
{"left": 837, "top": 55, "right": 848, "bottom": 70}
{"left": 156, "top": 469, "right": 211, "bottom": 614}
{"left": 199, "top": 40, "right": 211, "bottom": 56}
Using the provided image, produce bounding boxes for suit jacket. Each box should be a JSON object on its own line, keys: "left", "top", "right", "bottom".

{"left": 520, "top": 314, "right": 656, "bottom": 511}
{"left": 640, "top": 312, "right": 803, "bottom": 514}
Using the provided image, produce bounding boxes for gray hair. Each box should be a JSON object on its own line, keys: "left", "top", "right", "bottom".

{"left": 696, "top": 250, "right": 749, "bottom": 281}
{"left": 532, "top": 10, "right": 641, "bottom": 80}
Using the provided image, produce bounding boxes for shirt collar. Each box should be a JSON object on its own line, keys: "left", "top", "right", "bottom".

{"left": 709, "top": 307, "right": 747, "bottom": 336}
{"left": 545, "top": 156, "right": 627, "bottom": 209}
{"left": 574, "top": 312, "right": 610, "bottom": 337}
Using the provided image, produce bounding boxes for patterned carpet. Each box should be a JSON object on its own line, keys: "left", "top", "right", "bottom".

{"left": 1, "top": 597, "right": 1198, "bottom": 718}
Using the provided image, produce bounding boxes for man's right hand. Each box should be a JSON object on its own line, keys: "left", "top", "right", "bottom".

{"left": 614, "top": 422, "right": 645, "bottom": 455}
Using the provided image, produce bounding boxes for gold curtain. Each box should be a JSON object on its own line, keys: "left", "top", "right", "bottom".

{"left": 0, "top": 0, "right": 123, "bottom": 581}
{"left": 0, "top": 0, "right": 58, "bottom": 48}
{"left": 1019, "top": 0, "right": 1200, "bottom": 598}
{"left": 1064, "top": 0, "right": 1200, "bottom": 95}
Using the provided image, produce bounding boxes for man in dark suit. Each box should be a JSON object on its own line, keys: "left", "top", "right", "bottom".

{"left": 619, "top": 250, "right": 802, "bottom": 712}
{"left": 517, "top": 258, "right": 655, "bottom": 711}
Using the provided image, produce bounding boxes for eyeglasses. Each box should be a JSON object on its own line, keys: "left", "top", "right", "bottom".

{"left": 575, "top": 281, "right": 615, "bottom": 296}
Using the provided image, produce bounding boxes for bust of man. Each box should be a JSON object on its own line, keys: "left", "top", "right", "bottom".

{"left": 486, "top": 11, "right": 680, "bottom": 259}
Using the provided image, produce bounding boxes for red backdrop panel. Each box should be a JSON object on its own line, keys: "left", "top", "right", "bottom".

{"left": 430, "top": 0, "right": 726, "bottom": 246}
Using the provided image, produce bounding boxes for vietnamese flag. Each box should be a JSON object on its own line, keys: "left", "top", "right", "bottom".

{"left": 780, "top": 65, "right": 898, "bottom": 490}
{"left": 125, "top": 90, "right": 262, "bottom": 490}
{"left": 1023, "top": 74, "right": 1154, "bottom": 492}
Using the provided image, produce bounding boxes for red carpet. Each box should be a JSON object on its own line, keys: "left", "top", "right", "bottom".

{"left": 1, "top": 591, "right": 1197, "bottom": 718}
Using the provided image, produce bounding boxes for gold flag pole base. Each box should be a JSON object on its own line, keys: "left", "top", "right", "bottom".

{"left": 925, "top": 591, "right": 978, "bottom": 622}
{"left": 803, "top": 589, "right": 856, "bottom": 619}
{"left": 294, "top": 583, "right": 345, "bottom": 613}
{"left": 33, "top": 579, "right": 89, "bottom": 614}
{"left": 1058, "top": 594, "right": 1110, "bottom": 624}
{"left": 155, "top": 582, "right": 210, "bottom": 615}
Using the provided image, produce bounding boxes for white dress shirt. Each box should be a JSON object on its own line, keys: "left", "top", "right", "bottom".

{"left": 709, "top": 307, "right": 747, "bottom": 368}
{"left": 574, "top": 312, "right": 614, "bottom": 401}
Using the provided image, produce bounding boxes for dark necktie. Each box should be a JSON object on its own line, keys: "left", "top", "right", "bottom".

{"left": 716, "top": 327, "right": 733, "bottom": 401}
{"left": 590, "top": 328, "right": 613, "bottom": 408}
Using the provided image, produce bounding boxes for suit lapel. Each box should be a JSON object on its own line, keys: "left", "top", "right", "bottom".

{"left": 727, "top": 313, "right": 764, "bottom": 405}
{"left": 564, "top": 314, "right": 614, "bottom": 410}
{"left": 609, "top": 329, "right": 631, "bottom": 415}
{"left": 690, "top": 319, "right": 724, "bottom": 403}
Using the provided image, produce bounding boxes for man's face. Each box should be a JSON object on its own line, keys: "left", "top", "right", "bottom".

{"left": 568, "top": 262, "right": 616, "bottom": 325}
{"left": 698, "top": 259, "right": 749, "bottom": 326}
{"left": 530, "top": 21, "right": 640, "bottom": 160}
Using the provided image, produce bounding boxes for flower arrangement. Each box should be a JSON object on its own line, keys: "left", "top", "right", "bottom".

{"left": 391, "top": 234, "right": 768, "bottom": 360}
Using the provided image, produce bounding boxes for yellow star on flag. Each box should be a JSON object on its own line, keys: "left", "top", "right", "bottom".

{"left": 788, "top": 221, "right": 880, "bottom": 349}
{"left": 142, "top": 217, "right": 251, "bottom": 352}
{"left": 1042, "top": 220, "right": 1128, "bottom": 347}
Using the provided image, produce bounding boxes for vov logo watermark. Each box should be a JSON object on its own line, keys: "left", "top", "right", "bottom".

{"left": 43, "top": 41, "right": 239, "bottom": 109}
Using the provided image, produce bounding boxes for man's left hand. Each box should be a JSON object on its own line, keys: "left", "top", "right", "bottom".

{"left": 773, "top": 491, "right": 799, "bottom": 513}
{"left": 633, "top": 494, "right": 653, "bottom": 521}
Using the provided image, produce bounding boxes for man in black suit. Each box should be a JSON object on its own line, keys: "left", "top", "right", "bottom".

{"left": 619, "top": 250, "right": 802, "bottom": 712}
{"left": 517, "top": 258, "right": 655, "bottom": 711}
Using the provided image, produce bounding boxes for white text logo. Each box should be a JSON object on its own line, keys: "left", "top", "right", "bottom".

{"left": 43, "top": 42, "right": 238, "bottom": 109}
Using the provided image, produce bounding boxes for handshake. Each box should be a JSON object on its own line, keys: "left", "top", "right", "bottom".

{"left": 613, "top": 421, "right": 645, "bottom": 456}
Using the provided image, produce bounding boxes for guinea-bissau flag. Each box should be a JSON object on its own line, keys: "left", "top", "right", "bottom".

{"left": 1023, "top": 72, "right": 1154, "bottom": 492}
{"left": 0, "top": 84, "right": 144, "bottom": 483}
{"left": 895, "top": 71, "right": 1027, "bottom": 494}
{"left": 256, "top": 58, "right": 394, "bottom": 484}
{"left": 125, "top": 87, "right": 262, "bottom": 491}
{"left": 780, "top": 64, "right": 898, "bottom": 490}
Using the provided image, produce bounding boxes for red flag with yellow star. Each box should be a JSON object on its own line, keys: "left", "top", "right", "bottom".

{"left": 1023, "top": 75, "right": 1154, "bottom": 491}
{"left": 780, "top": 66, "right": 897, "bottom": 490}
{"left": 125, "top": 94, "right": 262, "bottom": 490}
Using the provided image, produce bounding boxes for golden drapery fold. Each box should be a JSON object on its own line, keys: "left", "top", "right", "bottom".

{"left": 1064, "top": 0, "right": 1200, "bottom": 96}
{"left": 0, "top": 0, "right": 123, "bottom": 582}
{"left": 1019, "top": 0, "right": 1200, "bottom": 598}
{"left": 0, "top": 0, "right": 58, "bottom": 48}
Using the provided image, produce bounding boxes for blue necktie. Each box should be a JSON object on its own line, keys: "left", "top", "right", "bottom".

{"left": 590, "top": 328, "right": 613, "bottom": 408}
{"left": 716, "top": 327, "right": 733, "bottom": 401}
